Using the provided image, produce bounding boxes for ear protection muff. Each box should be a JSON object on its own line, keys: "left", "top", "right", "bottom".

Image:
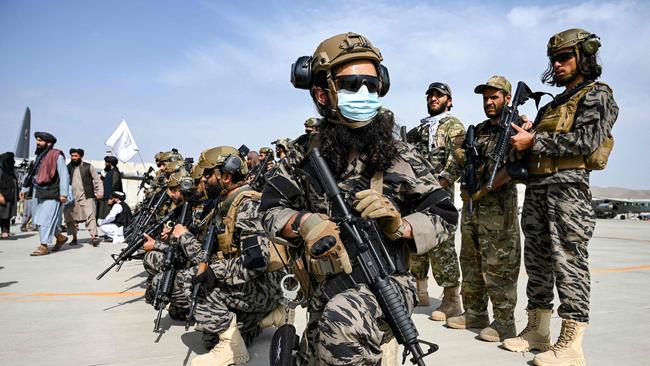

{"left": 580, "top": 33, "right": 601, "bottom": 56}
{"left": 290, "top": 56, "right": 312, "bottom": 90}
{"left": 222, "top": 155, "right": 243, "bottom": 175}
{"left": 291, "top": 56, "right": 390, "bottom": 96}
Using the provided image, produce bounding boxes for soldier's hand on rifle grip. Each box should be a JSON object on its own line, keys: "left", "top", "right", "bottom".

{"left": 192, "top": 267, "right": 217, "bottom": 295}
{"left": 143, "top": 234, "right": 155, "bottom": 251}
{"left": 299, "top": 214, "right": 352, "bottom": 275}
{"left": 510, "top": 123, "right": 535, "bottom": 151}
{"left": 171, "top": 224, "right": 188, "bottom": 239}
{"left": 354, "top": 189, "right": 403, "bottom": 240}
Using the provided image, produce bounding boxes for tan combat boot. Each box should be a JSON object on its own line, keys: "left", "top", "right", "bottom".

{"left": 430, "top": 285, "right": 462, "bottom": 321}
{"left": 446, "top": 310, "right": 490, "bottom": 329}
{"left": 503, "top": 309, "right": 553, "bottom": 352}
{"left": 191, "top": 316, "right": 250, "bottom": 366}
{"left": 479, "top": 320, "right": 516, "bottom": 342}
{"left": 533, "top": 319, "right": 587, "bottom": 366}
{"left": 416, "top": 278, "right": 430, "bottom": 306}
{"left": 259, "top": 304, "right": 295, "bottom": 329}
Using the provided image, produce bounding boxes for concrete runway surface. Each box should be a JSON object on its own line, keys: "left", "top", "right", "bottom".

{"left": 1, "top": 219, "right": 648, "bottom": 366}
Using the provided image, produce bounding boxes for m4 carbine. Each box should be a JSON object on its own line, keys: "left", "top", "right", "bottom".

{"left": 461, "top": 125, "right": 479, "bottom": 215}
{"left": 153, "top": 201, "right": 192, "bottom": 332}
{"left": 486, "top": 81, "right": 533, "bottom": 191}
{"left": 308, "top": 148, "right": 437, "bottom": 366}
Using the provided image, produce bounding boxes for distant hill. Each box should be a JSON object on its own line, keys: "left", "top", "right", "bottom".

{"left": 591, "top": 186, "right": 650, "bottom": 200}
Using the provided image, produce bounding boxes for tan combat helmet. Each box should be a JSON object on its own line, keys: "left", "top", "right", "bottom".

{"left": 167, "top": 168, "right": 194, "bottom": 193}
{"left": 162, "top": 159, "right": 184, "bottom": 174}
{"left": 272, "top": 138, "right": 291, "bottom": 150}
{"left": 547, "top": 28, "right": 601, "bottom": 56}
{"left": 197, "top": 146, "right": 248, "bottom": 177}
{"left": 259, "top": 147, "right": 275, "bottom": 160}
{"left": 159, "top": 149, "right": 184, "bottom": 163}
{"left": 309, "top": 32, "right": 389, "bottom": 129}
{"left": 190, "top": 164, "right": 204, "bottom": 181}
{"left": 304, "top": 117, "right": 321, "bottom": 128}
{"left": 154, "top": 151, "right": 164, "bottom": 164}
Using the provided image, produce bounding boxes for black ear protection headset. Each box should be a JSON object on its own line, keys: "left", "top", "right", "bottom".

{"left": 580, "top": 33, "right": 601, "bottom": 56}
{"left": 290, "top": 55, "right": 391, "bottom": 97}
{"left": 221, "top": 154, "right": 243, "bottom": 176}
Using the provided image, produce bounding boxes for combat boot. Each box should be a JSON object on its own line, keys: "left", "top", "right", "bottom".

{"left": 191, "top": 316, "right": 250, "bottom": 366}
{"left": 533, "top": 319, "right": 587, "bottom": 366}
{"left": 503, "top": 309, "right": 552, "bottom": 352}
{"left": 479, "top": 320, "right": 516, "bottom": 342}
{"left": 259, "top": 304, "right": 295, "bottom": 329}
{"left": 446, "top": 310, "right": 489, "bottom": 329}
{"left": 416, "top": 278, "right": 430, "bottom": 306}
{"left": 430, "top": 285, "right": 462, "bottom": 321}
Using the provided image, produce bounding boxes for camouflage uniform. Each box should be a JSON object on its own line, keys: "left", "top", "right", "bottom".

{"left": 523, "top": 83, "right": 618, "bottom": 322}
{"left": 408, "top": 114, "right": 465, "bottom": 287}
{"left": 443, "top": 119, "right": 521, "bottom": 328}
{"left": 261, "top": 110, "right": 457, "bottom": 365}
{"left": 155, "top": 189, "right": 284, "bottom": 347}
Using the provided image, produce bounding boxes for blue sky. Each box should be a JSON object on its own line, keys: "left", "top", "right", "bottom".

{"left": 1, "top": 0, "right": 648, "bottom": 188}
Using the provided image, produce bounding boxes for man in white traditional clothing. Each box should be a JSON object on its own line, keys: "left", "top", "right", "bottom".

{"left": 97, "top": 191, "right": 131, "bottom": 243}
{"left": 20, "top": 132, "right": 70, "bottom": 256}
{"left": 63, "top": 148, "right": 103, "bottom": 246}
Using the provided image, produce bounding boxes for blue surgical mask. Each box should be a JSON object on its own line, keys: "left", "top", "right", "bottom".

{"left": 337, "top": 85, "right": 382, "bottom": 122}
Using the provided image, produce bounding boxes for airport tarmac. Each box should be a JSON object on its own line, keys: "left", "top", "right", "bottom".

{"left": 0, "top": 218, "right": 648, "bottom": 366}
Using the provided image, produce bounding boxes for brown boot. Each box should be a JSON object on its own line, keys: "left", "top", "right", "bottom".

{"left": 416, "top": 278, "right": 430, "bottom": 307}
{"left": 479, "top": 320, "right": 516, "bottom": 342}
{"left": 430, "top": 285, "right": 462, "bottom": 321}
{"left": 533, "top": 319, "right": 587, "bottom": 366}
{"left": 52, "top": 235, "right": 68, "bottom": 252}
{"left": 191, "top": 316, "right": 250, "bottom": 366}
{"left": 503, "top": 309, "right": 553, "bottom": 352}
{"left": 446, "top": 310, "right": 490, "bottom": 329}
{"left": 259, "top": 304, "right": 295, "bottom": 329}
{"left": 30, "top": 245, "right": 49, "bottom": 256}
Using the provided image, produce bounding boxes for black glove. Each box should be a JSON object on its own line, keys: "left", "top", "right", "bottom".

{"left": 191, "top": 267, "right": 218, "bottom": 295}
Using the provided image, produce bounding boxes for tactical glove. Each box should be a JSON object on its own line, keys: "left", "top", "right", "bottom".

{"left": 298, "top": 213, "right": 352, "bottom": 275}
{"left": 191, "top": 267, "right": 218, "bottom": 295}
{"left": 354, "top": 189, "right": 403, "bottom": 240}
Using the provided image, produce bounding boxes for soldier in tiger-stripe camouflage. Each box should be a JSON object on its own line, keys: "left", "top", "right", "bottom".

{"left": 261, "top": 32, "right": 458, "bottom": 366}
{"left": 504, "top": 29, "right": 618, "bottom": 366}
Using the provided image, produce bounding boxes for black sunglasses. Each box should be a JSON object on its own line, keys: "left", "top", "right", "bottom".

{"left": 550, "top": 51, "right": 575, "bottom": 64}
{"left": 335, "top": 75, "right": 381, "bottom": 93}
{"left": 202, "top": 168, "right": 215, "bottom": 177}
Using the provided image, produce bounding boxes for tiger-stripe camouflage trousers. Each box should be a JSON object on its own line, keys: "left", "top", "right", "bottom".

{"left": 298, "top": 274, "right": 417, "bottom": 366}
{"left": 409, "top": 233, "right": 460, "bottom": 287}
{"left": 459, "top": 186, "right": 520, "bottom": 326}
{"left": 522, "top": 183, "right": 594, "bottom": 322}
{"left": 143, "top": 250, "right": 164, "bottom": 277}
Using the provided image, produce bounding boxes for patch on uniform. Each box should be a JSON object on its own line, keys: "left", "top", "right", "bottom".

{"left": 550, "top": 35, "right": 563, "bottom": 48}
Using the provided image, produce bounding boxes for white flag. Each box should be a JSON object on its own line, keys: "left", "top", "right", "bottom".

{"left": 105, "top": 119, "right": 139, "bottom": 162}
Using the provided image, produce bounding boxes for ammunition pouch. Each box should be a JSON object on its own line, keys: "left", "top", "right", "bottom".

{"left": 528, "top": 81, "right": 613, "bottom": 175}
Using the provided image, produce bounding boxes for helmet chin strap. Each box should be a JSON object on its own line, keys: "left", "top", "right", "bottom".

{"left": 323, "top": 70, "right": 375, "bottom": 129}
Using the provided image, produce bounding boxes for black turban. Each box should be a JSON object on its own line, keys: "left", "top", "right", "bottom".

{"left": 34, "top": 131, "right": 57, "bottom": 144}
{"left": 104, "top": 156, "right": 119, "bottom": 165}
{"left": 69, "top": 148, "right": 85, "bottom": 156}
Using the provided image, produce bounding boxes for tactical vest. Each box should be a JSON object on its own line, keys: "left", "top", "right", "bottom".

{"left": 215, "top": 186, "right": 288, "bottom": 272}
{"left": 528, "top": 81, "right": 614, "bottom": 175}
{"left": 67, "top": 162, "right": 96, "bottom": 199}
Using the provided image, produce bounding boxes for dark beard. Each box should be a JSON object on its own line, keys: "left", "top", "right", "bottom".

{"left": 71, "top": 160, "right": 81, "bottom": 166}
{"left": 104, "top": 165, "right": 111, "bottom": 172}
{"left": 205, "top": 182, "right": 224, "bottom": 199}
{"left": 35, "top": 146, "right": 46, "bottom": 155}
{"left": 319, "top": 111, "right": 399, "bottom": 176}
{"left": 427, "top": 104, "right": 447, "bottom": 117}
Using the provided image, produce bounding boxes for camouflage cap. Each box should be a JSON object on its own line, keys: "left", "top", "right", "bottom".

{"left": 425, "top": 82, "right": 452, "bottom": 97}
{"left": 259, "top": 147, "right": 273, "bottom": 155}
{"left": 474, "top": 75, "right": 512, "bottom": 95}
{"left": 304, "top": 117, "right": 322, "bottom": 127}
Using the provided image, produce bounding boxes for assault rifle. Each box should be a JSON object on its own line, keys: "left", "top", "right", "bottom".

{"left": 153, "top": 201, "right": 192, "bottom": 331}
{"left": 461, "top": 125, "right": 479, "bottom": 215}
{"left": 124, "top": 188, "right": 169, "bottom": 244}
{"left": 138, "top": 166, "right": 155, "bottom": 195}
{"left": 96, "top": 198, "right": 177, "bottom": 280}
{"left": 249, "top": 153, "right": 273, "bottom": 191}
{"left": 486, "top": 81, "right": 533, "bottom": 191}
{"left": 185, "top": 217, "right": 221, "bottom": 330}
{"left": 308, "top": 148, "right": 437, "bottom": 366}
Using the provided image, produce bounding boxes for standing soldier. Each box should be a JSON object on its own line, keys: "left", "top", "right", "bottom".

{"left": 504, "top": 29, "right": 618, "bottom": 366}
{"left": 407, "top": 82, "right": 464, "bottom": 321}
{"left": 443, "top": 76, "right": 524, "bottom": 342}
{"left": 261, "top": 32, "right": 457, "bottom": 365}
{"left": 97, "top": 156, "right": 123, "bottom": 219}
{"left": 64, "top": 148, "right": 103, "bottom": 246}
